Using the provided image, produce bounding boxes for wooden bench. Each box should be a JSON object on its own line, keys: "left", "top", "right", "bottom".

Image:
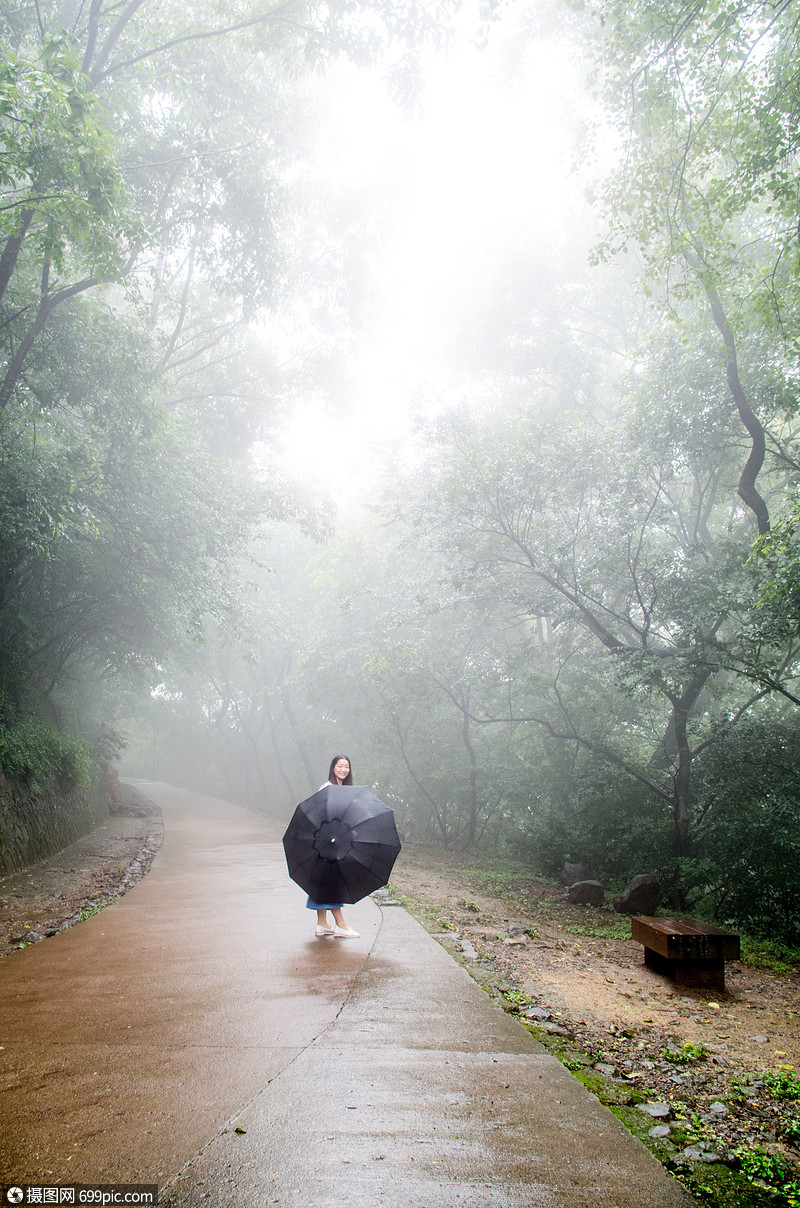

{"left": 631, "top": 916, "right": 741, "bottom": 991}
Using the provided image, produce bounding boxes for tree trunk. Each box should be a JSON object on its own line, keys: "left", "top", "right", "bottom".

{"left": 265, "top": 707, "right": 299, "bottom": 807}
{"left": 0, "top": 209, "right": 35, "bottom": 306}
{"left": 233, "top": 700, "right": 274, "bottom": 808}
{"left": 672, "top": 709, "right": 692, "bottom": 860}
{"left": 0, "top": 276, "right": 98, "bottom": 411}
{"left": 394, "top": 716, "right": 449, "bottom": 845}
{"left": 666, "top": 671, "right": 710, "bottom": 861}
{"left": 461, "top": 688, "right": 480, "bottom": 847}
{"left": 694, "top": 267, "right": 771, "bottom": 536}
{"left": 279, "top": 687, "right": 317, "bottom": 793}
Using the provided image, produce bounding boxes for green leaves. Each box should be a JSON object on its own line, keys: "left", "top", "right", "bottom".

{"left": 0, "top": 41, "right": 135, "bottom": 279}
{"left": 754, "top": 501, "right": 800, "bottom": 611}
{"left": 591, "top": 0, "right": 800, "bottom": 344}
{"left": 0, "top": 718, "right": 95, "bottom": 790}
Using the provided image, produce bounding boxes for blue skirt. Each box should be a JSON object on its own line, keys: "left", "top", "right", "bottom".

{"left": 306, "top": 897, "right": 343, "bottom": 910}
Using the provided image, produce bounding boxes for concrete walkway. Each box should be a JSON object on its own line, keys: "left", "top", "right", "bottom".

{"left": 0, "top": 783, "right": 693, "bottom": 1205}
{"left": 0, "top": 782, "right": 380, "bottom": 1186}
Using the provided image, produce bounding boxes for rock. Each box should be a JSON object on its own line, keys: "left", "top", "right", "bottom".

{"left": 637, "top": 1102, "right": 671, "bottom": 1119}
{"left": 594, "top": 1063, "right": 616, "bottom": 1076}
{"left": 559, "top": 861, "right": 592, "bottom": 886}
{"left": 523, "top": 1006, "right": 551, "bottom": 1021}
{"left": 506, "top": 923, "right": 528, "bottom": 937}
{"left": 709, "top": 1101, "right": 728, "bottom": 1116}
{"left": 748, "top": 1034, "right": 769, "bottom": 1044}
{"left": 567, "top": 880, "right": 605, "bottom": 907}
{"left": 371, "top": 890, "right": 403, "bottom": 906}
{"left": 459, "top": 938, "right": 478, "bottom": 960}
{"left": 10, "top": 930, "right": 44, "bottom": 945}
{"left": 649, "top": 1125, "right": 671, "bottom": 1138}
{"left": 613, "top": 873, "right": 662, "bottom": 915}
{"left": 683, "top": 1146, "right": 720, "bottom": 1163}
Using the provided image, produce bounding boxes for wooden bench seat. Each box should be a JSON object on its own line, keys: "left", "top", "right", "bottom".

{"left": 631, "top": 916, "right": 740, "bottom": 991}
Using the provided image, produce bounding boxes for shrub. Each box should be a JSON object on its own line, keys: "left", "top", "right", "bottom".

{"left": 0, "top": 719, "right": 96, "bottom": 790}
{"left": 687, "top": 717, "right": 800, "bottom": 946}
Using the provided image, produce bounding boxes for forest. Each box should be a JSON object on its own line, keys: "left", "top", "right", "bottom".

{"left": 0, "top": 0, "right": 799, "bottom": 946}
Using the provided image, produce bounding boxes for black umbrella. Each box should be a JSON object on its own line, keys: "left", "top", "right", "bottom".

{"left": 282, "top": 784, "right": 401, "bottom": 905}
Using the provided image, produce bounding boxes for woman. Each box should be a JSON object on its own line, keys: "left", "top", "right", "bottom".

{"left": 308, "top": 754, "right": 360, "bottom": 938}
{"left": 325, "top": 755, "right": 353, "bottom": 788}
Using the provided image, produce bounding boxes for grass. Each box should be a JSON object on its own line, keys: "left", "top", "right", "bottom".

{"left": 561, "top": 915, "right": 632, "bottom": 940}
{"left": 741, "top": 937, "right": 800, "bottom": 976}
{"left": 733, "top": 1147, "right": 800, "bottom": 1206}
{"left": 763, "top": 1071, "right": 800, "bottom": 1101}
{"left": 77, "top": 897, "right": 117, "bottom": 922}
{"left": 663, "top": 1041, "right": 709, "bottom": 1064}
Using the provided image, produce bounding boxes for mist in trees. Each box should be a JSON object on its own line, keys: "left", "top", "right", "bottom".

{"left": 0, "top": 0, "right": 454, "bottom": 766}
{"left": 1, "top": 0, "right": 799, "bottom": 942}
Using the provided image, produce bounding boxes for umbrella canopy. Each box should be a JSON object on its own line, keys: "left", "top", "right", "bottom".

{"left": 282, "top": 784, "right": 401, "bottom": 905}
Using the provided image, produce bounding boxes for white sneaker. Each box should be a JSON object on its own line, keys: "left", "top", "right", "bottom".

{"left": 333, "top": 925, "right": 360, "bottom": 938}
{"left": 315, "top": 924, "right": 334, "bottom": 936}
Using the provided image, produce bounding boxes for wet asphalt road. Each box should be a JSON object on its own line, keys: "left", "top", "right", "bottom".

{"left": 0, "top": 782, "right": 692, "bottom": 1205}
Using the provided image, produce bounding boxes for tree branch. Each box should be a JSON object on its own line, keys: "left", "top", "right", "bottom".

{"left": 685, "top": 249, "right": 770, "bottom": 535}
{"left": 0, "top": 276, "right": 99, "bottom": 411}
{"left": 91, "top": 0, "right": 301, "bottom": 84}
{"left": 436, "top": 679, "right": 674, "bottom": 804}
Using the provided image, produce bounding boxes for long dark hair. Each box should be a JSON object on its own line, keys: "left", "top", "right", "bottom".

{"left": 328, "top": 754, "right": 353, "bottom": 785}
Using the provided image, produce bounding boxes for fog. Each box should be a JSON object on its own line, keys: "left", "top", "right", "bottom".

{"left": 280, "top": 13, "right": 597, "bottom": 493}
{"left": 1, "top": 0, "right": 799, "bottom": 941}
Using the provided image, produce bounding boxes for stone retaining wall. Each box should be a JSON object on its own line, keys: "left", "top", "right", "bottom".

{"left": 0, "top": 770, "right": 109, "bottom": 876}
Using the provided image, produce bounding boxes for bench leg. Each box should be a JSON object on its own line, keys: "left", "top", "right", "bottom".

{"left": 643, "top": 947, "right": 726, "bottom": 992}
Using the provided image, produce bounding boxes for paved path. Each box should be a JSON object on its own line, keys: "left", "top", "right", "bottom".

{"left": 0, "top": 782, "right": 379, "bottom": 1186}
{"left": 1, "top": 783, "right": 693, "bottom": 1205}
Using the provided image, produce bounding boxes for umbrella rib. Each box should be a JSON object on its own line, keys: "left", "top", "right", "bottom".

{"left": 282, "top": 785, "right": 400, "bottom": 904}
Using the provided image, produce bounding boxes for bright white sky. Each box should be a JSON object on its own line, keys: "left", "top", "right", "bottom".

{"left": 276, "top": 8, "right": 591, "bottom": 498}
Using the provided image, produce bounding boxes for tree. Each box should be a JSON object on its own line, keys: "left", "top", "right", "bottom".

{"left": 395, "top": 335, "right": 798, "bottom": 864}
{"left": 587, "top": 0, "right": 800, "bottom": 540}
{"left": 0, "top": 0, "right": 460, "bottom": 772}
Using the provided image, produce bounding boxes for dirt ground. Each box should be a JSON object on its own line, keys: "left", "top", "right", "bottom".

{"left": 389, "top": 845, "right": 800, "bottom": 1173}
